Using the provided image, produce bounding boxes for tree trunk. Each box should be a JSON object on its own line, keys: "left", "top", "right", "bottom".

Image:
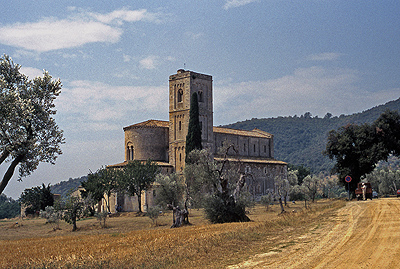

{"left": 0, "top": 154, "right": 24, "bottom": 194}
{"left": 167, "top": 204, "right": 189, "bottom": 228}
{"left": 72, "top": 219, "right": 77, "bottom": 231}
{"left": 278, "top": 197, "right": 285, "bottom": 213}
{"left": 137, "top": 192, "right": 142, "bottom": 213}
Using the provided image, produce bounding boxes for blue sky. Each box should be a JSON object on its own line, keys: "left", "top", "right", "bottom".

{"left": 1, "top": 0, "right": 399, "bottom": 198}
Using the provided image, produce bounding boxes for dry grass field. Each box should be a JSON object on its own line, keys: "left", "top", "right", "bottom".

{"left": 0, "top": 200, "right": 345, "bottom": 268}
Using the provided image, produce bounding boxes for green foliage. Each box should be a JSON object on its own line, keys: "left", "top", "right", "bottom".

{"left": 185, "top": 148, "right": 250, "bottom": 223}
{"left": 60, "top": 195, "right": 84, "bottom": 231}
{"left": 0, "top": 194, "right": 20, "bottom": 219}
{"left": 325, "top": 110, "right": 400, "bottom": 194}
{"left": 40, "top": 206, "right": 62, "bottom": 231}
{"left": 301, "top": 175, "right": 322, "bottom": 202}
{"left": 0, "top": 54, "right": 64, "bottom": 194}
{"left": 184, "top": 149, "right": 221, "bottom": 208}
{"left": 260, "top": 193, "right": 274, "bottom": 211}
{"left": 204, "top": 193, "right": 249, "bottom": 224}
{"left": 20, "top": 183, "right": 54, "bottom": 215}
{"left": 365, "top": 167, "right": 400, "bottom": 196}
{"left": 154, "top": 173, "right": 185, "bottom": 209}
{"left": 146, "top": 206, "right": 161, "bottom": 226}
{"left": 81, "top": 167, "right": 120, "bottom": 213}
{"left": 95, "top": 211, "right": 108, "bottom": 228}
{"left": 288, "top": 164, "right": 310, "bottom": 185}
{"left": 119, "top": 159, "right": 159, "bottom": 213}
{"left": 225, "top": 98, "right": 400, "bottom": 173}
{"left": 185, "top": 92, "right": 202, "bottom": 163}
{"left": 51, "top": 176, "right": 87, "bottom": 198}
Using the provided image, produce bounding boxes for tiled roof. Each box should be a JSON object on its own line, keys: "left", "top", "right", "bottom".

{"left": 124, "top": 119, "right": 169, "bottom": 130}
{"left": 213, "top": 127, "right": 272, "bottom": 138}
{"left": 214, "top": 157, "right": 286, "bottom": 165}
{"left": 124, "top": 120, "right": 273, "bottom": 139}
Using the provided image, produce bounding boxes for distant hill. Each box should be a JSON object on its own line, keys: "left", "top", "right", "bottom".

{"left": 50, "top": 176, "right": 87, "bottom": 198}
{"left": 225, "top": 98, "right": 400, "bottom": 173}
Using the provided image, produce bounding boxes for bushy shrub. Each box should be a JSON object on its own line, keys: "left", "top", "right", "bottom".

{"left": 40, "top": 206, "right": 62, "bottom": 231}
{"left": 146, "top": 206, "right": 161, "bottom": 226}
{"left": 204, "top": 193, "right": 250, "bottom": 224}
{"left": 95, "top": 211, "right": 108, "bottom": 228}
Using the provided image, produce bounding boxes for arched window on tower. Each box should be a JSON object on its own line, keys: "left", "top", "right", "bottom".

{"left": 198, "top": 91, "right": 203, "bottom": 102}
{"left": 178, "top": 89, "right": 183, "bottom": 102}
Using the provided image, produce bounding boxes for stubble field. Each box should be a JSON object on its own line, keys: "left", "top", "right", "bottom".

{"left": 0, "top": 200, "right": 345, "bottom": 268}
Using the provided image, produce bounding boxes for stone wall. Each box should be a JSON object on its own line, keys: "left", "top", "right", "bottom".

{"left": 124, "top": 125, "right": 169, "bottom": 162}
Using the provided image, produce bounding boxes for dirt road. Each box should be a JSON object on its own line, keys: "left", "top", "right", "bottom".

{"left": 229, "top": 198, "right": 400, "bottom": 268}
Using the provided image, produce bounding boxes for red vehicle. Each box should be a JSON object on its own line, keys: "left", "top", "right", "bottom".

{"left": 397, "top": 190, "right": 400, "bottom": 197}
{"left": 355, "top": 182, "right": 372, "bottom": 200}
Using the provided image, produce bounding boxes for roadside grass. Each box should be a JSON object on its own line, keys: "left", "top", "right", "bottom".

{"left": 0, "top": 199, "right": 345, "bottom": 268}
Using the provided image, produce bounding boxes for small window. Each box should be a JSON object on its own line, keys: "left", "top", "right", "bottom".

{"left": 178, "top": 89, "right": 183, "bottom": 102}
{"left": 254, "top": 144, "right": 256, "bottom": 152}
{"left": 179, "top": 121, "right": 182, "bottom": 131}
{"left": 264, "top": 145, "right": 267, "bottom": 153}
{"left": 198, "top": 91, "right": 203, "bottom": 102}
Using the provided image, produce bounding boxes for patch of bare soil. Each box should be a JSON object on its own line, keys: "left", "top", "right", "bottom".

{"left": 228, "top": 198, "right": 400, "bottom": 268}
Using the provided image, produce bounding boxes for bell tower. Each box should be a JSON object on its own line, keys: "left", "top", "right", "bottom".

{"left": 168, "top": 69, "right": 213, "bottom": 172}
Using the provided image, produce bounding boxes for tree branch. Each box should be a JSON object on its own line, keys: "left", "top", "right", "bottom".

{"left": 0, "top": 154, "right": 24, "bottom": 194}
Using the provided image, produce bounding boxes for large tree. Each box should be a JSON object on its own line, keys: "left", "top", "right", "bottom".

{"left": 184, "top": 147, "right": 251, "bottom": 224}
{"left": 81, "top": 167, "right": 120, "bottom": 213}
{"left": 325, "top": 110, "right": 400, "bottom": 195}
{"left": 0, "top": 194, "right": 20, "bottom": 219}
{"left": 185, "top": 92, "right": 202, "bottom": 163}
{"left": 119, "top": 160, "right": 159, "bottom": 213}
{"left": 19, "top": 183, "right": 54, "bottom": 215}
{"left": 0, "top": 55, "right": 64, "bottom": 194}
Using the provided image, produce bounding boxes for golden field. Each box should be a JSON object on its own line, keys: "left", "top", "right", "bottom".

{"left": 0, "top": 200, "right": 345, "bottom": 268}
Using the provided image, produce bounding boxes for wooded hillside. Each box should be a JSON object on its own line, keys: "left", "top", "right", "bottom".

{"left": 225, "top": 98, "right": 400, "bottom": 173}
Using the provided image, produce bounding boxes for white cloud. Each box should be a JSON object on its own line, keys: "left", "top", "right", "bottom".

{"left": 123, "top": 54, "right": 132, "bottom": 62}
{"left": 19, "top": 67, "right": 44, "bottom": 79}
{"left": 0, "top": 18, "right": 121, "bottom": 52}
{"left": 139, "top": 55, "right": 159, "bottom": 69}
{"left": 223, "top": 0, "right": 259, "bottom": 9}
{"left": 213, "top": 66, "right": 400, "bottom": 125}
{"left": 56, "top": 80, "right": 167, "bottom": 131}
{"left": 88, "top": 8, "right": 162, "bottom": 25}
{"left": 0, "top": 8, "right": 163, "bottom": 52}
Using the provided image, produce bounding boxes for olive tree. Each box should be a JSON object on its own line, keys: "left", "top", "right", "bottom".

{"left": 185, "top": 147, "right": 251, "bottom": 224}
{"left": 0, "top": 55, "right": 64, "bottom": 194}
{"left": 119, "top": 160, "right": 159, "bottom": 213}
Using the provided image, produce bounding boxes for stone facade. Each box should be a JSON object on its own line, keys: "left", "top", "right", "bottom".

{"left": 109, "top": 70, "right": 287, "bottom": 212}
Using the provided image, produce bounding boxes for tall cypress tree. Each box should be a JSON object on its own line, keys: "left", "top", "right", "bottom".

{"left": 185, "top": 92, "right": 202, "bottom": 163}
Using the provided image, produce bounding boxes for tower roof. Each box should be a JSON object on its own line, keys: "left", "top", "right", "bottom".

{"left": 123, "top": 119, "right": 169, "bottom": 130}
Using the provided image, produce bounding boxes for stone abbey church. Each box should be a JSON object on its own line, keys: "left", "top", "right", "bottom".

{"left": 110, "top": 69, "right": 287, "bottom": 212}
